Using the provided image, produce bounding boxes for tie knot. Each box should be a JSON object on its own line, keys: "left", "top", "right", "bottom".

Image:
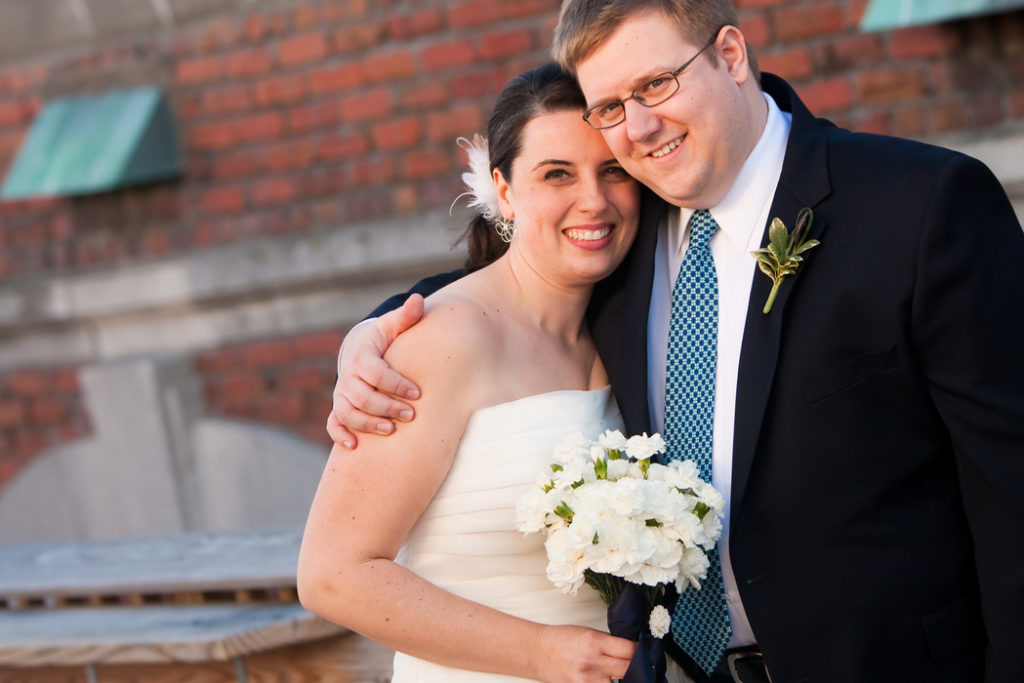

{"left": 688, "top": 209, "right": 718, "bottom": 249}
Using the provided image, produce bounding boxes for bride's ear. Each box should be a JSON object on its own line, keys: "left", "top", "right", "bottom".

{"left": 494, "top": 168, "right": 514, "bottom": 221}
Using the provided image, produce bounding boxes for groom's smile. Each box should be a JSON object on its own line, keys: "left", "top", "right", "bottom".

{"left": 649, "top": 135, "right": 685, "bottom": 159}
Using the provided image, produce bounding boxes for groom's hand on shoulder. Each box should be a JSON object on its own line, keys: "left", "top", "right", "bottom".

{"left": 327, "top": 294, "right": 425, "bottom": 449}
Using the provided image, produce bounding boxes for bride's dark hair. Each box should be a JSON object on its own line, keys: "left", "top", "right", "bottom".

{"left": 459, "top": 63, "right": 588, "bottom": 272}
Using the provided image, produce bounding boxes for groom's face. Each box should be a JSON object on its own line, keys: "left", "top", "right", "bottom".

{"left": 575, "top": 10, "right": 757, "bottom": 210}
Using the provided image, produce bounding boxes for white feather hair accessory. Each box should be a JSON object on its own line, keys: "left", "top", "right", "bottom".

{"left": 452, "top": 134, "right": 502, "bottom": 224}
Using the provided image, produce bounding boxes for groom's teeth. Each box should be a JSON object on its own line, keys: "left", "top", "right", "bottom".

{"left": 565, "top": 227, "right": 612, "bottom": 241}
{"left": 650, "top": 137, "right": 682, "bottom": 158}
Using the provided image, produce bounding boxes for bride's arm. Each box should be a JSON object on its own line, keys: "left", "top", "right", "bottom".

{"left": 297, "top": 304, "right": 634, "bottom": 683}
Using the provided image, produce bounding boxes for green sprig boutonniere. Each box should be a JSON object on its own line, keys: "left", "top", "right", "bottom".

{"left": 750, "top": 207, "right": 820, "bottom": 314}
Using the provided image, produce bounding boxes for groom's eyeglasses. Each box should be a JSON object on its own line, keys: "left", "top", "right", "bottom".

{"left": 582, "top": 32, "right": 720, "bottom": 131}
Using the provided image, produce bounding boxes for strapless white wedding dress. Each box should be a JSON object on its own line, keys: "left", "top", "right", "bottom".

{"left": 391, "top": 387, "right": 620, "bottom": 682}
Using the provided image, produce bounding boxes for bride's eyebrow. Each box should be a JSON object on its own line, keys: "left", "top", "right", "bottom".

{"left": 532, "top": 159, "right": 572, "bottom": 170}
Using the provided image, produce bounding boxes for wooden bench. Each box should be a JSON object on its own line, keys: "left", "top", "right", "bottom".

{"left": 0, "top": 527, "right": 393, "bottom": 682}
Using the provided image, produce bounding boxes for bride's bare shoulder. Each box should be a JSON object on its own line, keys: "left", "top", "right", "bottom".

{"left": 385, "top": 286, "right": 502, "bottom": 392}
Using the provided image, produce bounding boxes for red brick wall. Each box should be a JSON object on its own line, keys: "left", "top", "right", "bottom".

{"left": 743, "top": 0, "right": 1024, "bottom": 136}
{"left": 1, "top": 1, "right": 1022, "bottom": 282}
{"left": 0, "top": 366, "right": 89, "bottom": 488}
{"left": 1, "top": 0, "right": 1023, "bottom": 481}
{"left": 0, "top": 0, "right": 559, "bottom": 281}
{"left": 196, "top": 328, "right": 346, "bottom": 448}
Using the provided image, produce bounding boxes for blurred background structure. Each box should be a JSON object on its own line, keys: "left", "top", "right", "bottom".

{"left": 0, "top": 0, "right": 1015, "bottom": 540}
{"left": 0, "top": 0, "right": 1015, "bottom": 532}
{"left": 0, "top": 0, "right": 1023, "bottom": 540}
{"left": 0, "top": 0, "right": 1021, "bottom": 680}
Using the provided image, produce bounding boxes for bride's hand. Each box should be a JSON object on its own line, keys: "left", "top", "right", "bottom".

{"left": 533, "top": 624, "right": 636, "bottom": 683}
{"left": 327, "top": 294, "right": 425, "bottom": 449}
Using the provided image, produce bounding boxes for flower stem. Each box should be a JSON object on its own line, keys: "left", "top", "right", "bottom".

{"left": 763, "top": 280, "right": 782, "bottom": 314}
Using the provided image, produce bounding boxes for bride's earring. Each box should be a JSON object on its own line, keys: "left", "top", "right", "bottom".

{"left": 495, "top": 216, "right": 515, "bottom": 243}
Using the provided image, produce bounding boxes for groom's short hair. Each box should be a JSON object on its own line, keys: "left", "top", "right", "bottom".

{"left": 552, "top": 0, "right": 759, "bottom": 82}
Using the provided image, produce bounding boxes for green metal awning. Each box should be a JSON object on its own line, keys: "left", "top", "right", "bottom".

{"left": 861, "top": 0, "right": 1024, "bottom": 31}
{"left": 1, "top": 87, "right": 181, "bottom": 200}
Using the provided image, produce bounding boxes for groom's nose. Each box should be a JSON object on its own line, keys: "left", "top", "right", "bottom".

{"left": 624, "top": 99, "right": 661, "bottom": 143}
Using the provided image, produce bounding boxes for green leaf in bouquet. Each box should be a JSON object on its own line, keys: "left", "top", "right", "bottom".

{"left": 550, "top": 463, "right": 563, "bottom": 472}
{"left": 645, "top": 518, "right": 663, "bottom": 527}
{"left": 555, "top": 501, "right": 574, "bottom": 523}
{"left": 594, "top": 457, "right": 608, "bottom": 480}
{"left": 639, "top": 458, "right": 650, "bottom": 479}
{"left": 693, "top": 501, "right": 711, "bottom": 520}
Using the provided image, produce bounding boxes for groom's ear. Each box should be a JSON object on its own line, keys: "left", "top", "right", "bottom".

{"left": 494, "top": 168, "right": 514, "bottom": 221}
{"left": 717, "top": 26, "right": 753, "bottom": 86}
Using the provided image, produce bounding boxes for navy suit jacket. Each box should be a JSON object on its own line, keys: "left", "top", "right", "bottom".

{"left": 370, "top": 74, "right": 1024, "bottom": 683}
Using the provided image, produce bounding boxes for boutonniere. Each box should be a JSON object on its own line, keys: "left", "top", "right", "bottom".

{"left": 750, "top": 207, "right": 820, "bottom": 314}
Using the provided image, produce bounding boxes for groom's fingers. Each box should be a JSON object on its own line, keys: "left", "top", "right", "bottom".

{"left": 379, "top": 293, "right": 425, "bottom": 339}
{"left": 331, "top": 376, "right": 406, "bottom": 436}
{"left": 342, "top": 362, "right": 415, "bottom": 422}
{"left": 372, "top": 294, "right": 424, "bottom": 400}
{"left": 351, "top": 349, "right": 419, "bottom": 405}
{"left": 326, "top": 409, "right": 358, "bottom": 450}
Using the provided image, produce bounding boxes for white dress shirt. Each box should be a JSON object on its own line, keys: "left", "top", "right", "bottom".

{"left": 647, "top": 92, "right": 791, "bottom": 648}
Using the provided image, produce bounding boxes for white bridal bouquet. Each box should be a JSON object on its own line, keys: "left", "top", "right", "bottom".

{"left": 515, "top": 429, "right": 725, "bottom": 638}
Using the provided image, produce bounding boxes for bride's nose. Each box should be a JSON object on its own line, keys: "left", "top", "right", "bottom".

{"left": 576, "top": 174, "right": 610, "bottom": 214}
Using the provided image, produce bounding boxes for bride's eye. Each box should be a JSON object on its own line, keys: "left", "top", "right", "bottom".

{"left": 602, "top": 166, "right": 630, "bottom": 179}
{"left": 544, "top": 168, "right": 571, "bottom": 181}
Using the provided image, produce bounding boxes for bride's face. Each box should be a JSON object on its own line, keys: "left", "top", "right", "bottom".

{"left": 495, "top": 108, "right": 640, "bottom": 288}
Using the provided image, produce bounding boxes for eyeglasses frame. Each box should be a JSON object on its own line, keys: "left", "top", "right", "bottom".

{"left": 582, "top": 30, "right": 723, "bottom": 131}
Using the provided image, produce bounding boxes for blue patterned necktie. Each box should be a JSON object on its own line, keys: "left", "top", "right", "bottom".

{"left": 664, "top": 209, "right": 732, "bottom": 675}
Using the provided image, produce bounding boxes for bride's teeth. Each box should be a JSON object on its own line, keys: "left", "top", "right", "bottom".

{"left": 565, "top": 227, "right": 612, "bottom": 241}
{"left": 651, "top": 138, "right": 681, "bottom": 158}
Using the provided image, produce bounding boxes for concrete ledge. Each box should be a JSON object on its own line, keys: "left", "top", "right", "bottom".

{"left": 0, "top": 211, "right": 465, "bottom": 370}
{"left": 0, "top": 211, "right": 464, "bottom": 329}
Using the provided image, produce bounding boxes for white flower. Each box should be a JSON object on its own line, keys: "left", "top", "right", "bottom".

{"left": 625, "top": 433, "right": 666, "bottom": 460}
{"left": 551, "top": 462, "right": 588, "bottom": 491}
{"left": 675, "top": 546, "right": 712, "bottom": 592}
{"left": 545, "top": 527, "right": 586, "bottom": 593}
{"left": 515, "top": 486, "right": 557, "bottom": 534}
{"left": 649, "top": 605, "right": 671, "bottom": 639}
{"left": 697, "top": 480, "right": 726, "bottom": 515}
{"left": 598, "top": 429, "right": 629, "bottom": 452}
{"left": 607, "top": 458, "right": 630, "bottom": 480}
{"left": 661, "top": 509, "right": 703, "bottom": 547}
{"left": 660, "top": 459, "right": 701, "bottom": 489}
{"left": 553, "top": 432, "right": 591, "bottom": 460}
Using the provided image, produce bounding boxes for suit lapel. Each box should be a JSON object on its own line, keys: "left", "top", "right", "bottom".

{"left": 730, "top": 74, "right": 831, "bottom": 519}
